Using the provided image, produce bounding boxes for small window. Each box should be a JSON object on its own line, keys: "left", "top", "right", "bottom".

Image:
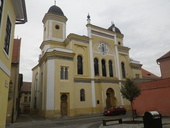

{"left": 24, "top": 96, "right": 27, "bottom": 102}
{"left": 109, "top": 60, "right": 113, "bottom": 77}
{"left": 121, "top": 62, "right": 126, "bottom": 78}
{"left": 102, "top": 59, "right": 106, "bottom": 76}
{"left": 4, "top": 16, "right": 12, "bottom": 55}
{"left": 60, "top": 67, "right": 68, "bottom": 80}
{"left": 80, "top": 89, "right": 85, "bottom": 101}
{"left": 94, "top": 58, "right": 99, "bottom": 76}
{"left": 118, "top": 42, "right": 121, "bottom": 45}
{"left": 77, "top": 55, "right": 83, "bottom": 74}
{"left": 55, "top": 25, "right": 60, "bottom": 29}
{"left": 136, "top": 74, "right": 140, "bottom": 78}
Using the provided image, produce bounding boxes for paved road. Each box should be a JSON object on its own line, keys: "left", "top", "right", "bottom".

{"left": 6, "top": 114, "right": 170, "bottom": 128}
{"left": 6, "top": 114, "right": 105, "bottom": 128}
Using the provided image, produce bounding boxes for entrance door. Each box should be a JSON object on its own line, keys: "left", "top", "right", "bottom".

{"left": 60, "top": 94, "right": 68, "bottom": 116}
{"left": 106, "top": 88, "right": 117, "bottom": 109}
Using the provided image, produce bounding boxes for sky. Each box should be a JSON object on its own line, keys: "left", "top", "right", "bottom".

{"left": 15, "top": 0, "right": 170, "bottom": 82}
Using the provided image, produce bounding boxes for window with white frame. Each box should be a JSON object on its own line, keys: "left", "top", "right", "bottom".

{"left": 60, "top": 67, "right": 68, "bottom": 80}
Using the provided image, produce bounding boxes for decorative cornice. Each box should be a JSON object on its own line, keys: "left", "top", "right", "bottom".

{"left": 39, "top": 50, "right": 75, "bottom": 66}
{"left": 74, "top": 76, "right": 124, "bottom": 83}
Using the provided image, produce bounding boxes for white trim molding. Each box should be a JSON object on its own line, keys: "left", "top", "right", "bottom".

{"left": 0, "top": 60, "right": 10, "bottom": 76}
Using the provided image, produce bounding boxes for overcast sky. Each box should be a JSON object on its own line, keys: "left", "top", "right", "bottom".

{"left": 15, "top": 0, "right": 170, "bottom": 82}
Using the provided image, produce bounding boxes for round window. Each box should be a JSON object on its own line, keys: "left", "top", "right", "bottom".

{"left": 55, "top": 25, "right": 60, "bottom": 29}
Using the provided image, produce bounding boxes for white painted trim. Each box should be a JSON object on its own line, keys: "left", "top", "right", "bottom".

{"left": 47, "top": 47, "right": 73, "bottom": 53}
{"left": 0, "top": 60, "right": 10, "bottom": 76}
{"left": 87, "top": 25, "right": 96, "bottom": 108}
{"left": 114, "top": 36, "right": 124, "bottom": 106}
{"left": 46, "top": 59, "right": 55, "bottom": 110}
{"left": 51, "top": 37, "right": 64, "bottom": 42}
{"left": 92, "top": 33, "right": 114, "bottom": 41}
{"left": 91, "top": 27, "right": 115, "bottom": 37}
{"left": 91, "top": 80, "right": 96, "bottom": 108}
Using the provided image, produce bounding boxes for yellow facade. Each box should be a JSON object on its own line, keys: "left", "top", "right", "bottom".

{"left": 0, "top": 0, "right": 27, "bottom": 127}
{"left": 31, "top": 5, "right": 142, "bottom": 118}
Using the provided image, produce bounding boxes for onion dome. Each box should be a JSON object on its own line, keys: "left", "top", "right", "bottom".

{"left": 108, "top": 23, "right": 122, "bottom": 34}
{"left": 47, "top": 5, "right": 65, "bottom": 16}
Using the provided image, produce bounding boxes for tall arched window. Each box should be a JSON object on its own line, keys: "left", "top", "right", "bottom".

{"left": 80, "top": 89, "right": 85, "bottom": 101}
{"left": 60, "top": 67, "right": 64, "bottom": 79}
{"left": 94, "top": 58, "right": 99, "bottom": 76}
{"left": 102, "top": 59, "right": 106, "bottom": 76}
{"left": 77, "top": 55, "right": 83, "bottom": 74}
{"left": 121, "top": 62, "right": 126, "bottom": 78}
{"left": 109, "top": 60, "right": 113, "bottom": 77}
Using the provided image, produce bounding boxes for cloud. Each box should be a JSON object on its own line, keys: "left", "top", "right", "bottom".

{"left": 15, "top": 0, "right": 170, "bottom": 81}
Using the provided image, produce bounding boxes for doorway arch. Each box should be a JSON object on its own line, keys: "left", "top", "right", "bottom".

{"left": 106, "top": 88, "right": 117, "bottom": 109}
{"left": 60, "top": 94, "right": 68, "bottom": 116}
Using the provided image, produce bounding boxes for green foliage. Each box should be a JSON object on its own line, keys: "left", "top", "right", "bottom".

{"left": 120, "top": 78, "right": 141, "bottom": 103}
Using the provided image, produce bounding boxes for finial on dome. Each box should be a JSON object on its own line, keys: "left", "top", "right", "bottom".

{"left": 111, "top": 21, "right": 115, "bottom": 27}
{"left": 54, "top": 0, "right": 56, "bottom": 5}
{"left": 111, "top": 21, "right": 115, "bottom": 31}
{"left": 87, "top": 13, "right": 91, "bottom": 24}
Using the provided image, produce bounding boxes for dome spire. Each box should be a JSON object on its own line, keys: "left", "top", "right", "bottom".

{"left": 54, "top": 0, "right": 56, "bottom": 5}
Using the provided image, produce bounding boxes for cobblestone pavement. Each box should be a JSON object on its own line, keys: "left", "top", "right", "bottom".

{"left": 6, "top": 114, "right": 170, "bottom": 128}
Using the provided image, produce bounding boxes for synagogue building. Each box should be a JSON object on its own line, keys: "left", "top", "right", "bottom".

{"left": 31, "top": 4, "right": 142, "bottom": 118}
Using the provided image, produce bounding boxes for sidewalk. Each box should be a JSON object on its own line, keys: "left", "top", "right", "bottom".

{"left": 100, "top": 116, "right": 170, "bottom": 128}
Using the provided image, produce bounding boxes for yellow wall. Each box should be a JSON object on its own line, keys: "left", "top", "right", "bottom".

{"left": 52, "top": 22, "right": 63, "bottom": 39}
{"left": 0, "top": 1, "right": 16, "bottom": 127}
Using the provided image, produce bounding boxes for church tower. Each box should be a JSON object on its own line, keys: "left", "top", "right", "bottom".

{"left": 42, "top": 4, "right": 67, "bottom": 42}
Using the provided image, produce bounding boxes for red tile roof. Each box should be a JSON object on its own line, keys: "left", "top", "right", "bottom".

{"left": 157, "top": 51, "right": 170, "bottom": 62}
{"left": 21, "top": 82, "right": 31, "bottom": 92}
{"left": 141, "top": 68, "right": 160, "bottom": 79}
{"left": 12, "top": 38, "right": 21, "bottom": 63}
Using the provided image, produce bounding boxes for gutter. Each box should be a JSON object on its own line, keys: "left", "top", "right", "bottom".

{"left": 13, "top": 0, "right": 28, "bottom": 24}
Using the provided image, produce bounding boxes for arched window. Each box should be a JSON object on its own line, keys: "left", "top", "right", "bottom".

{"left": 94, "top": 58, "right": 99, "bottom": 76}
{"left": 65, "top": 67, "right": 68, "bottom": 79}
{"left": 102, "top": 59, "right": 106, "bottom": 76}
{"left": 77, "top": 55, "right": 83, "bottom": 74}
{"left": 60, "top": 67, "right": 68, "bottom": 80}
{"left": 109, "top": 60, "right": 113, "bottom": 77}
{"left": 80, "top": 89, "right": 85, "bottom": 101}
{"left": 60, "top": 67, "right": 64, "bottom": 79}
{"left": 121, "top": 62, "right": 126, "bottom": 78}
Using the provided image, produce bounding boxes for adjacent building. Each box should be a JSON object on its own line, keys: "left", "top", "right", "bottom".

{"left": 134, "top": 51, "right": 170, "bottom": 116}
{"left": 31, "top": 4, "right": 142, "bottom": 118}
{"left": 6, "top": 38, "right": 23, "bottom": 123}
{"left": 157, "top": 51, "right": 170, "bottom": 78}
{"left": 20, "top": 82, "right": 31, "bottom": 114}
{"left": 0, "top": 1, "right": 27, "bottom": 127}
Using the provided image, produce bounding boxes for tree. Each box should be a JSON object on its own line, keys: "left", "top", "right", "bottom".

{"left": 120, "top": 78, "right": 141, "bottom": 121}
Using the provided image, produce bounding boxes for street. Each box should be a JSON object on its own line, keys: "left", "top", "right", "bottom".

{"left": 6, "top": 114, "right": 106, "bottom": 128}
{"left": 6, "top": 114, "right": 170, "bottom": 128}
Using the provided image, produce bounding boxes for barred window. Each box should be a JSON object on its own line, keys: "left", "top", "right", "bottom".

{"left": 4, "top": 16, "right": 12, "bottom": 55}
{"left": 60, "top": 67, "right": 68, "bottom": 80}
